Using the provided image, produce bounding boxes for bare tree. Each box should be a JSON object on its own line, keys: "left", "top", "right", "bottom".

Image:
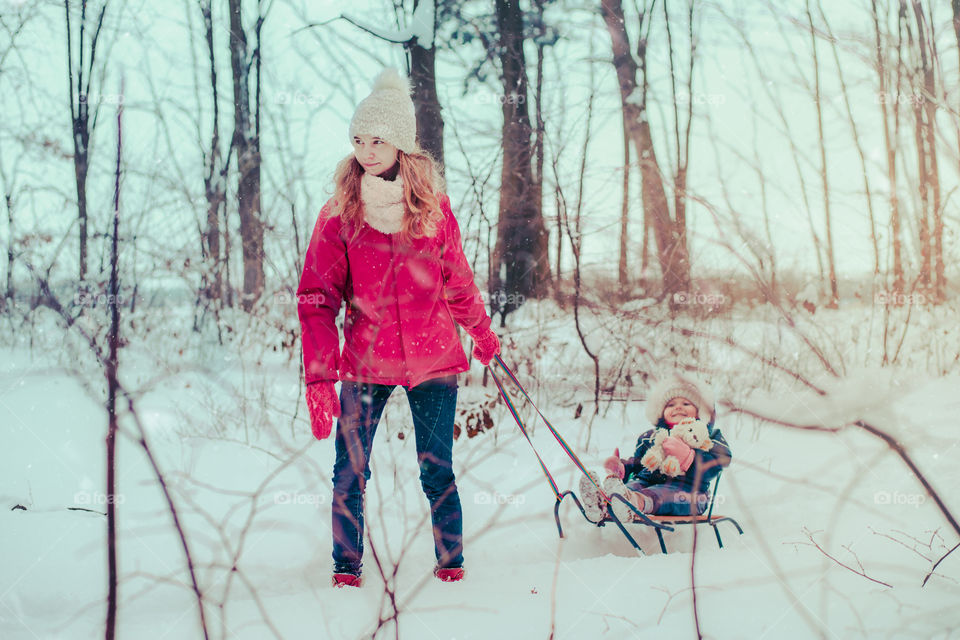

{"left": 410, "top": 0, "right": 445, "bottom": 168}
{"left": 909, "top": 0, "right": 942, "bottom": 301}
{"left": 755, "top": 4, "right": 830, "bottom": 298}
{"left": 805, "top": 0, "right": 840, "bottom": 308}
{"left": 0, "top": 4, "right": 37, "bottom": 308}
{"left": 872, "top": 0, "right": 906, "bottom": 298}
{"left": 815, "top": 0, "right": 881, "bottom": 279}
{"left": 954, "top": 0, "right": 960, "bottom": 168}
{"left": 227, "top": 0, "right": 265, "bottom": 311}
{"left": 1, "top": 168, "right": 13, "bottom": 308}
{"left": 491, "top": 0, "right": 551, "bottom": 318}
{"left": 199, "top": 0, "right": 231, "bottom": 309}
{"left": 600, "top": 0, "right": 691, "bottom": 307}
{"left": 64, "top": 0, "right": 108, "bottom": 283}
{"left": 532, "top": 0, "right": 549, "bottom": 290}
{"left": 663, "top": 0, "right": 696, "bottom": 303}
{"left": 104, "top": 78, "right": 122, "bottom": 640}
{"left": 618, "top": 117, "right": 631, "bottom": 289}
{"left": 554, "top": 42, "right": 601, "bottom": 419}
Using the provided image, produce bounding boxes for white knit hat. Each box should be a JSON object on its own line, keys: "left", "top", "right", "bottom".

{"left": 349, "top": 68, "right": 417, "bottom": 153}
{"left": 645, "top": 373, "right": 716, "bottom": 425}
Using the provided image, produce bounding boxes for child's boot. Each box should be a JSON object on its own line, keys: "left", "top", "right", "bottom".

{"left": 603, "top": 476, "right": 648, "bottom": 523}
{"left": 578, "top": 471, "right": 607, "bottom": 522}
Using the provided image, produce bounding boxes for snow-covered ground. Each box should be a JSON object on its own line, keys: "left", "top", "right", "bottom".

{"left": 2, "top": 302, "right": 960, "bottom": 639}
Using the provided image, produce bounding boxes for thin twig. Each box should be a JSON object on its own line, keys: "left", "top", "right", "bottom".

{"left": 799, "top": 528, "right": 892, "bottom": 588}
{"left": 922, "top": 542, "right": 960, "bottom": 587}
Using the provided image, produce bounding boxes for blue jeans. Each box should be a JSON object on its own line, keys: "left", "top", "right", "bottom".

{"left": 625, "top": 480, "right": 709, "bottom": 516}
{"left": 331, "top": 375, "right": 462, "bottom": 575}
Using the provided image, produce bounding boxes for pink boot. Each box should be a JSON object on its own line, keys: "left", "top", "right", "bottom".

{"left": 332, "top": 573, "right": 362, "bottom": 588}
{"left": 434, "top": 567, "right": 465, "bottom": 582}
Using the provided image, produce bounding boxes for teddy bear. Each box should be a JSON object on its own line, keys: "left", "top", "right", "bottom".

{"left": 640, "top": 418, "right": 713, "bottom": 477}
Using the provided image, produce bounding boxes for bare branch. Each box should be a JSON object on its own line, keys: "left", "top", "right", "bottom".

{"left": 798, "top": 527, "right": 893, "bottom": 588}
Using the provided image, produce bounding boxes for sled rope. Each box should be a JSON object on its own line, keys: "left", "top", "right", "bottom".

{"left": 488, "top": 355, "right": 608, "bottom": 501}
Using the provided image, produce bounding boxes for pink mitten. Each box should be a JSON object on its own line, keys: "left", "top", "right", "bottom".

{"left": 306, "top": 382, "right": 340, "bottom": 440}
{"left": 603, "top": 448, "right": 625, "bottom": 479}
{"left": 662, "top": 436, "right": 695, "bottom": 472}
{"left": 470, "top": 329, "right": 501, "bottom": 366}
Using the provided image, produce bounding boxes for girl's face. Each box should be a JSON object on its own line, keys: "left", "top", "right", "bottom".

{"left": 663, "top": 397, "right": 698, "bottom": 426}
{"left": 353, "top": 134, "right": 399, "bottom": 176}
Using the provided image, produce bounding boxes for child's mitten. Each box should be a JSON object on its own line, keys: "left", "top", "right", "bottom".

{"left": 662, "top": 436, "right": 695, "bottom": 473}
{"left": 603, "top": 448, "right": 625, "bottom": 479}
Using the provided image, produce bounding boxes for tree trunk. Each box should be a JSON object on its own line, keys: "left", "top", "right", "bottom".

{"left": 817, "top": 0, "right": 880, "bottom": 277}
{"left": 64, "top": 1, "right": 107, "bottom": 284}
{"left": 104, "top": 78, "right": 123, "bottom": 640}
{"left": 4, "top": 192, "right": 12, "bottom": 305}
{"left": 201, "top": 0, "right": 226, "bottom": 306}
{"left": 409, "top": 1, "right": 444, "bottom": 170}
{"left": 228, "top": 0, "right": 264, "bottom": 311}
{"left": 664, "top": 0, "right": 696, "bottom": 305}
{"left": 948, "top": 0, "right": 960, "bottom": 299}
{"left": 554, "top": 184, "right": 563, "bottom": 303}
{"left": 618, "top": 117, "right": 629, "bottom": 289}
{"left": 533, "top": 0, "right": 547, "bottom": 288}
{"left": 872, "top": 0, "right": 905, "bottom": 297}
{"left": 806, "top": 0, "right": 839, "bottom": 308}
{"left": 913, "top": 0, "right": 943, "bottom": 302}
{"left": 600, "top": 0, "right": 690, "bottom": 304}
{"left": 908, "top": 1, "right": 932, "bottom": 296}
{"left": 492, "top": 0, "right": 550, "bottom": 317}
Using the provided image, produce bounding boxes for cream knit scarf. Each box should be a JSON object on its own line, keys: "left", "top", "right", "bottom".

{"left": 361, "top": 173, "right": 405, "bottom": 234}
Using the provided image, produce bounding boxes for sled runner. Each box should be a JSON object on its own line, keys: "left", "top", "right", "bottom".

{"left": 488, "top": 355, "right": 743, "bottom": 555}
{"left": 554, "top": 471, "right": 743, "bottom": 554}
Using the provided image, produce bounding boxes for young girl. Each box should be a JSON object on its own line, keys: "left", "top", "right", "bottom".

{"left": 297, "top": 69, "right": 500, "bottom": 587}
{"left": 580, "top": 373, "right": 732, "bottom": 523}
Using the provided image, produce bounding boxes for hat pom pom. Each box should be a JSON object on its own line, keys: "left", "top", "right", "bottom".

{"left": 372, "top": 68, "right": 410, "bottom": 94}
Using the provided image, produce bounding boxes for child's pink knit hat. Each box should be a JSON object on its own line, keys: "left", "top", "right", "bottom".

{"left": 645, "top": 373, "right": 716, "bottom": 425}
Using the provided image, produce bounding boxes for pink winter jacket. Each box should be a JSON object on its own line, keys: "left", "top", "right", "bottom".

{"left": 297, "top": 194, "right": 492, "bottom": 388}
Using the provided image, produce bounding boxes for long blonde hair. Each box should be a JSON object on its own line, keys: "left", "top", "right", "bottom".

{"left": 332, "top": 150, "right": 445, "bottom": 242}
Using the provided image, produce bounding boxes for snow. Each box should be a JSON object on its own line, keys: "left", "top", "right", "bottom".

{"left": 341, "top": 1, "right": 434, "bottom": 50}
{"left": 2, "top": 303, "right": 960, "bottom": 639}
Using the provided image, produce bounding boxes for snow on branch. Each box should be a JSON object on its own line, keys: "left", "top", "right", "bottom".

{"left": 341, "top": 1, "right": 434, "bottom": 48}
